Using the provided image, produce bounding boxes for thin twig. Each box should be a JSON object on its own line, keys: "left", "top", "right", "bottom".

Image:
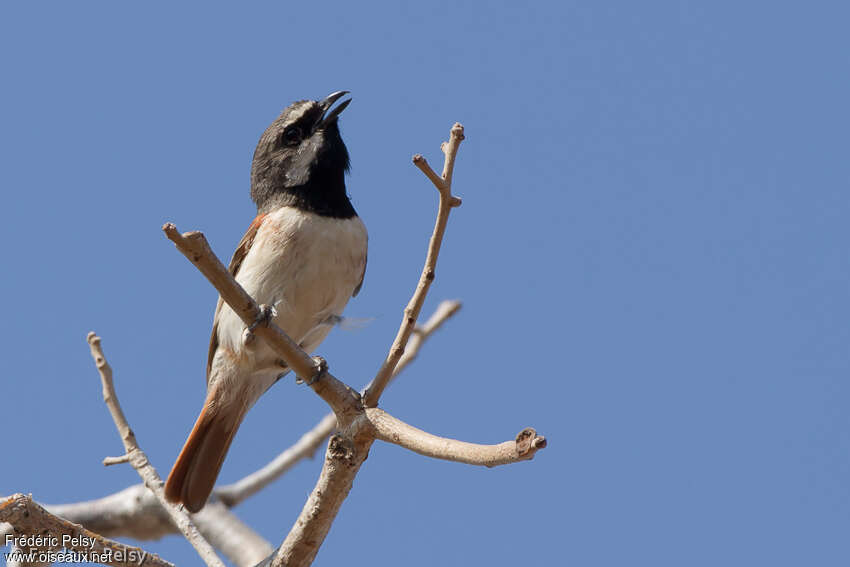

{"left": 86, "top": 333, "right": 226, "bottom": 567}
{"left": 362, "top": 123, "right": 464, "bottom": 407}
{"left": 102, "top": 454, "right": 130, "bottom": 467}
{"left": 0, "top": 494, "right": 173, "bottom": 567}
{"left": 363, "top": 299, "right": 461, "bottom": 395}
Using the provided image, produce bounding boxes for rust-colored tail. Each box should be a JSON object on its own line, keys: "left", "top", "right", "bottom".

{"left": 165, "top": 391, "right": 245, "bottom": 513}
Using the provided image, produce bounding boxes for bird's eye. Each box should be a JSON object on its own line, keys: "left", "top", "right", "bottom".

{"left": 282, "top": 126, "right": 302, "bottom": 146}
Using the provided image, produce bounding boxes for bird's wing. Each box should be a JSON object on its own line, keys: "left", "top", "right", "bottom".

{"left": 352, "top": 253, "right": 367, "bottom": 297}
{"left": 206, "top": 213, "right": 267, "bottom": 383}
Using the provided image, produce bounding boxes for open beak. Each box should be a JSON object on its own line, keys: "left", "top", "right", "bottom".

{"left": 318, "top": 90, "right": 351, "bottom": 127}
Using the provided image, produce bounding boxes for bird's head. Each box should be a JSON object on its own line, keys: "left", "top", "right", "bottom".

{"left": 250, "top": 91, "right": 354, "bottom": 217}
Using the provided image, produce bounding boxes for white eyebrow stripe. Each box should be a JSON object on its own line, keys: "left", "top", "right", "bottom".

{"left": 284, "top": 101, "right": 316, "bottom": 126}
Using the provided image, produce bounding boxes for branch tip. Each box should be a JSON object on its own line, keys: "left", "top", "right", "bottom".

{"left": 516, "top": 428, "right": 547, "bottom": 457}
{"left": 451, "top": 122, "right": 465, "bottom": 139}
{"left": 103, "top": 454, "right": 131, "bottom": 467}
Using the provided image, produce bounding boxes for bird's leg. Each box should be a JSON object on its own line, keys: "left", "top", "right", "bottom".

{"left": 242, "top": 303, "right": 278, "bottom": 348}
{"left": 296, "top": 355, "right": 328, "bottom": 385}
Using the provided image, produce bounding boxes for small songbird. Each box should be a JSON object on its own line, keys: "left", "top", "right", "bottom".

{"left": 164, "top": 91, "right": 368, "bottom": 512}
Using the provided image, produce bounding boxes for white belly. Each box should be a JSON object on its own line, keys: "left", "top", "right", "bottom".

{"left": 215, "top": 207, "right": 368, "bottom": 378}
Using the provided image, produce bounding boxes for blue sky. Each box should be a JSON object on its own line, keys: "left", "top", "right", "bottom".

{"left": 2, "top": 2, "right": 849, "bottom": 566}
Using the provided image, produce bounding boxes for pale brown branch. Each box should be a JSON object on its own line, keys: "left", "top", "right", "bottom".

{"left": 411, "top": 154, "right": 444, "bottom": 188}
{"left": 440, "top": 123, "right": 465, "bottom": 190}
{"left": 360, "top": 298, "right": 461, "bottom": 396}
{"left": 270, "top": 434, "right": 370, "bottom": 567}
{"left": 38, "top": 486, "right": 173, "bottom": 541}
{"left": 86, "top": 333, "right": 226, "bottom": 567}
{"left": 363, "top": 123, "right": 464, "bottom": 407}
{"left": 163, "top": 224, "right": 360, "bottom": 420}
{"left": 14, "top": 486, "right": 272, "bottom": 567}
{"left": 367, "top": 409, "right": 547, "bottom": 466}
{"left": 0, "top": 494, "right": 172, "bottom": 567}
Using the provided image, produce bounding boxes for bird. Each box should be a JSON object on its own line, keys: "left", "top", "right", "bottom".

{"left": 164, "top": 91, "right": 368, "bottom": 513}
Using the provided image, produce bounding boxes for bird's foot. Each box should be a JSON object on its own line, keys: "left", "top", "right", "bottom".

{"left": 296, "top": 355, "right": 328, "bottom": 386}
{"left": 252, "top": 304, "right": 278, "bottom": 330}
{"left": 242, "top": 304, "right": 278, "bottom": 347}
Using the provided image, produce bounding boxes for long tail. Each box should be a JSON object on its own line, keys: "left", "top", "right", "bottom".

{"left": 164, "top": 388, "right": 247, "bottom": 513}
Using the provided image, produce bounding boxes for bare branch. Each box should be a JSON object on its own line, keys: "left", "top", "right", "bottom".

{"left": 440, "top": 124, "right": 465, "bottom": 191}
{"left": 20, "top": 487, "right": 272, "bottom": 567}
{"left": 271, "top": 434, "right": 370, "bottom": 567}
{"left": 40, "top": 486, "right": 171, "bottom": 541}
{"left": 363, "top": 123, "right": 465, "bottom": 407}
{"left": 0, "top": 494, "right": 172, "bottom": 567}
{"left": 410, "top": 154, "right": 444, "bottom": 189}
{"left": 365, "top": 299, "right": 461, "bottom": 394}
{"left": 367, "top": 409, "right": 547, "bottom": 466}
{"left": 163, "top": 224, "right": 360, "bottom": 420}
{"left": 162, "top": 224, "right": 316, "bottom": 379}
{"left": 86, "top": 333, "right": 226, "bottom": 567}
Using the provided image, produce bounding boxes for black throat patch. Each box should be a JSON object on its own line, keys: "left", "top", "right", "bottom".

{"left": 250, "top": 101, "right": 357, "bottom": 219}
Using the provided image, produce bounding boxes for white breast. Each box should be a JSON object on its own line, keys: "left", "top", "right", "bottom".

{"left": 215, "top": 207, "right": 368, "bottom": 369}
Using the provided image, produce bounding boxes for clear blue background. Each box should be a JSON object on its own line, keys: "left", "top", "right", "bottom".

{"left": 2, "top": 2, "right": 848, "bottom": 566}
